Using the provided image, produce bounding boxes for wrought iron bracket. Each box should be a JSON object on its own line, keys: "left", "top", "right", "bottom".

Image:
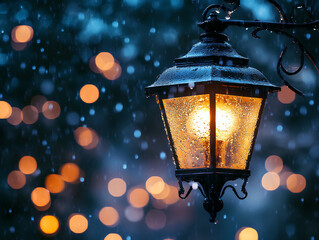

{"left": 198, "top": 0, "right": 319, "bottom": 96}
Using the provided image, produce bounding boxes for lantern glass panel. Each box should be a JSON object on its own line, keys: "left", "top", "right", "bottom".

{"left": 163, "top": 94, "right": 210, "bottom": 169}
{"left": 215, "top": 94, "right": 262, "bottom": 170}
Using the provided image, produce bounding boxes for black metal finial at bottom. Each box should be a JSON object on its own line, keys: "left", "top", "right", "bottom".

{"left": 177, "top": 173, "right": 249, "bottom": 223}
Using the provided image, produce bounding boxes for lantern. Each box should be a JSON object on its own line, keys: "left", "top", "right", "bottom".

{"left": 145, "top": 17, "right": 280, "bottom": 222}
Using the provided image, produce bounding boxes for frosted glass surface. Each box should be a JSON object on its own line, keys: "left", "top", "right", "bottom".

{"left": 215, "top": 94, "right": 262, "bottom": 169}
{"left": 163, "top": 95, "right": 210, "bottom": 169}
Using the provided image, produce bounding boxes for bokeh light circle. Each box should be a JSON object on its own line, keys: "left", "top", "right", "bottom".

{"left": 80, "top": 84, "right": 99, "bottom": 104}
{"left": 0, "top": 101, "right": 12, "bottom": 119}
{"left": 145, "top": 210, "right": 166, "bottom": 230}
{"left": 39, "top": 215, "right": 59, "bottom": 235}
{"left": 60, "top": 163, "right": 80, "bottom": 183}
{"left": 7, "top": 170, "right": 26, "bottom": 189}
{"left": 104, "top": 233, "right": 122, "bottom": 240}
{"left": 265, "top": 155, "right": 283, "bottom": 173}
{"left": 31, "top": 187, "right": 51, "bottom": 207}
{"left": 45, "top": 174, "right": 65, "bottom": 194}
{"left": 19, "top": 156, "right": 37, "bottom": 175}
{"left": 7, "top": 107, "right": 23, "bottom": 125}
{"left": 108, "top": 178, "right": 127, "bottom": 197}
{"left": 68, "top": 214, "right": 88, "bottom": 234}
{"left": 237, "top": 227, "right": 259, "bottom": 240}
{"left": 145, "top": 176, "right": 165, "bottom": 195}
{"left": 261, "top": 172, "right": 280, "bottom": 191}
{"left": 99, "top": 207, "right": 119, "bottom": 227}
{"left": 286, "top": 174, "right": 306, "bottom": 193}
{"left": 95, "top": 52, "right": 115, "bottom": 71}
{"left": 128, "top": 188, "right": 149, "bottom": 208}
{"left": 42, "top": 101, "right": 61, "bottom": 119}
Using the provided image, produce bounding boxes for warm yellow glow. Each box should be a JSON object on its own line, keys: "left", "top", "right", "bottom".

{"left": 68, "top": 214, "right": 88, "bottom": 234}
{"left": 108, "top": 178, "right": 127, "bottom": 197}
{"left": 215, "top": 95, "right": 262, "bottom": 170}
{"left": 187, "top": 107, "right": 210, "bottom": 139}
{"left": 39, "top": 215, "right": 59, "bottom": 235}
{"left": 286, "top": 174, "right": 306, "bottom": 193}
{"left": 60, "top": 163, "right": 80, "bottom": 183}
{"left": 42, "top": 101, "right": 61, "bottom": 119}
{"left": 22, "top": 105, "right": 39, "bottom": 124}
{"left": 19, "top": 156, "right": 37, "bottom": 175}
{"left": 216, "top": 108, "right": 235, "bottom": 141}
{"left": 163, "top": 94, "right": 210, "bottom": 169}
{"left": 99, "top": 207, "right": 119, "bottom": 227}
{"left": 145, "top": 176, "right": 165, "bottom": 195}
{"left": 45, "top": 174, "right": 65, "bottom": 194}
{"left": 104, "top": 233, "right": 122, "bottom": 240}
{"left": 261, "top": 172, "right": 280, "bottom": 191}
{"left": 7, "top": 170, "right": 26, "bottom": 189}
{"left": 128, "top": 188, "right": 149, "bottom": 208}
{"left": 80, "top": 84, "right": 99, "bottom": 104}
{"left": 12, "top": 25, "right": 34, "bottom": 43}
{"left": 265, "top": 155, "right": 283, "bottom": 173}
{"left": 237, "top": 227, "right": 258, "bottom": 240}
{"left": 0, "top": 101, "right": 12, "bottom": 119}
{"left": 31, "top": 187, "right": 51, "bottom": 207}
{"left": 7, "top": 107, "right": 23, "bottom": 125}
{"left": 95, "top": 52, "right": 115, "bottom": 71}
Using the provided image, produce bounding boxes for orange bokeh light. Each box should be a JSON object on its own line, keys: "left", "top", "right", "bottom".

{"left": 7, "top": 107, "right": 23, "bottom": 125}
{"left": 145, "top": 176, "right": 165, "bottom": 195}
{"left": 261, "top": 172, "right": 280, "bottom": 191}
{"left": 145, "top": 210, "right": 166, "bottom": 230}
{"left": 278, "top": 86, "right": 295, "bottom": 104}
{"left": 80, "top": 84, "right": 99, "bottom": 104}
{"left": 108, "top": 178, "right": 127, "bottom": 197}
{"left": 95, "top": 52, "right": 115, "bottom": 71}
{"left": 39, "top": 215, "right": 59, "bottom": 235}
{"left": 128, "top": 188, "right": 149, "bottom": 208}
{"left": 74, "top": 127, "right": 99, "bottom": 150}
{"left": 0, "top": 101, "right": 12, "bottom": 119}
{"left": 99, "top": 207, "right": 119, "bottom": 227}
{"left": 104, "top": 233, "right": 122, "bottom": 240}
{"left": 19, "top": 156, "right": 37, "bottom": 175}
{"left": 45, "top": 174, "right": 65, "bottom": 194}
{"left": 60, "top": 163, "right": 80, "bottom": 183}
{"left": 163, "top": 186, "right": 179, "bottom": 205}
{"left": 11, "top": 25, "right": 34, "bottom": 43}
{"left": 265, "top": 155, "right": 283, "bottom": 173}
{"left": 68, "top": 214, "right": 88, "bottom": 234}
{"left": 286, "top": 174, "right": 306, "bottom": 193}
{"left": 31, "top": 187, "right": 51, "bottom": 207}
{"left": 152, "top": 184, "right": 170, "bottom": 200}
{"left": 7, "top": 170, "right": 26, "bottom": 189}
{"left": 236, "top": 227, "right": 259, "bottom": 240}
{"left": 42, "top": 101, "right": 61, "bottom": 120}
{"left": 22, "top": 105, "right": 39, "bottom": 124}
{"left": 103, "top": 62, "right": 122, "bottom": 80}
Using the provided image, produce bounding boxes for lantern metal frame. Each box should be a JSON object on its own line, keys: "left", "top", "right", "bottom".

{"left": 145, "top": 0, "right": 318, "bottom": 222}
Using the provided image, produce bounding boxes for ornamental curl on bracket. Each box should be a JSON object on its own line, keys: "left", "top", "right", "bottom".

{"left": 201, "top": 0, "right": 319, "bottom": 96}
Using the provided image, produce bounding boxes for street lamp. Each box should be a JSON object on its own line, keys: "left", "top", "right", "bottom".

{"left": 146, "top": 0, "right": 318, "bottom": 222}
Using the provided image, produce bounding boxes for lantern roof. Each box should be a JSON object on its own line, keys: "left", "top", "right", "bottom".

{"left": 145, "top": 34, "right": 280, "bottom": 96}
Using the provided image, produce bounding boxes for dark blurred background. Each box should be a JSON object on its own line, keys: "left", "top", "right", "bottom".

{"left": 1, "top": 0, "right": 319, "bottom": 239}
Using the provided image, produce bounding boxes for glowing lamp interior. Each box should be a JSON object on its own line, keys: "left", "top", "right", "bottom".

{"left": 162, "top": 93, "right": 262, "bottom": 170}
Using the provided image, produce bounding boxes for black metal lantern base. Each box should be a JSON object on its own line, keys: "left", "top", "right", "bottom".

{"left": 176, "top": 169, "right": 250, "bottom": 222}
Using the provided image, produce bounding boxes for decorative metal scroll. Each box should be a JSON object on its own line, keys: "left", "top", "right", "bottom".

{"left": 201, "top": 0, "right": 319, "bottom": 96}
